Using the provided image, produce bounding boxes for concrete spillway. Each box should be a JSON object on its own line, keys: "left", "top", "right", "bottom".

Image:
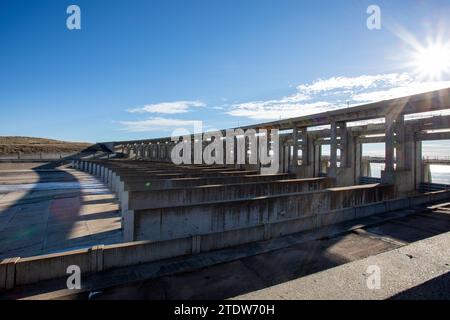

{"left": 2, "top": 88, "right": 450, "bottom": 297}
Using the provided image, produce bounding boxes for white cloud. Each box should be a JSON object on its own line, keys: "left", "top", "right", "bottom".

{"left": 119, "top": 117, "right": 201, "bottom": 132}
{"left": 227, "top": 72, "right": 450, "bottom": 121}
{"left": 351, "top": 79, "right": 450, "bottom": 102}
{"left": 227, "top": 101, "right": 333, "bottom": 121}
{"left": 297, "top": 73, "right": 410, "bottom": 93}
{"left": 128, "top": 100, "right": 205, "bottom": 114}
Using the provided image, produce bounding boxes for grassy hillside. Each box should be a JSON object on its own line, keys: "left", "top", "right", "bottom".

{"left": 0, "top": 136, "right": 93, "bottom": 155}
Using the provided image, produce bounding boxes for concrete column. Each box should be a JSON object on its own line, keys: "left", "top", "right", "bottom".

{"left": 133, "top": 144, "right": 138, "bottom": 160}
{"left": 245, "top": 135, "right": 250, "bottom": 165}
{"left": 286, "top": 143, "right": 292, "bottom": 173}
{"left": 415, "top": 140, "right": 423, "bottom": 189}
{"left": 148, "top": 144, "right": 153, "bottom": 160}
{"left": 295, "top": 129, "right": 315, "bottom": 178}
{"left": 313, "top": 143, "right": 321, "bottom": 177}
{"left": 233, "top": 135, "right": 238, "bottom": 168}
{"left": 221, "top": 131, "right": 227, "bottom": 166}
{"left": 255, "top": 129, "right": 261, "bottom": 169}
{"left": 329, "top": 121, "right": 338, "bottom": 177}
{"left": 355, "top": 142, "right": 362, "bottom": 182}
{"left": 396, "top": 117, "right": 406, "bottom": 170}
{"left": 385, "top": 115, "right": 395, "bottom": 172}
{"left": 299, "top": 128, "right": 308, "bottom": 166}
{"left": 155, "top": 144, "right": 160, "bottom": 161}
{"left": 292, "top": 127, "right": 299, "bottom": 168}
{"left": 143, "top": 144, "right": 148, "bottom": 159}
{"left": 160, "top": 144, "right": 165, "bottom": 161}
{"left": 339, "top": 122, "right": 348, "bottom": 168}
{"left": 279, "top": 140, "right": 285, "bottom": 173}
{"left": 141, "top": 143, "right": 145, "bottom": 159}
{"left": 165, "top": 144, "right": 169, "bottom": 162}
{"left": 403, "top": 125, "right": 415, "bottom": 171}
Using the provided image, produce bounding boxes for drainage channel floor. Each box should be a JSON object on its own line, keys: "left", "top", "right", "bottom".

{"left": 0, "top": 168, "right": 122, "bottom": 259}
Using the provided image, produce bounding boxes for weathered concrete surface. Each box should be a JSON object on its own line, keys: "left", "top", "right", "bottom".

{"left": 233, "top": 230, "right": 450, "bottom": 300}
{"left": 122, "top": 174, "right": 295, "bottom": 192}
{"left": 15, "top": 201, "right": 448, "bottom": 300}
{"left": 125, "top": 178, "right": 332, "bottom": 210}
{"left": 0, "top": 167, "right": 122, "bottom": 259}
{"left": 133, "top": 183, "right": 392, "bottom": 242}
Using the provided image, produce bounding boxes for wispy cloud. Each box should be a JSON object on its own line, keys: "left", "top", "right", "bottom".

{"left": 227, "top": 73, "right": 450, "bottom": 121}
{"left": 119, "top": 117, "right": 200, "bottom": 132}
{"left": 128, "top": 100, "right": 205, "bottom": 114}
{"left": 351, "top": 79, "right": 450, "bottom": 102}
{"left": 297, "top": 73, "right": 410, "bottom": 94}
{"left": 227, "top": 101, "right": 332, "bottom": 121}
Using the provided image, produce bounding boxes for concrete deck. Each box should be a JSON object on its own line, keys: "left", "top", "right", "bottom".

{"left": 0, "top": 167, "right": 122, "bottom": 259}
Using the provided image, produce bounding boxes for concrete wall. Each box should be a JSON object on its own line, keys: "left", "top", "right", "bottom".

{"left": 0, "top": 162, "right": 54, "bottom": 170}
{"left": 122, "top": 174, "right": 295, "bottom": 191}
{"left": 133, "top": 184, "right": 394, "bottom": 242}
{"left": 124, "top": 178, "right": 333, "bottom": 211}
{"left": 0, "top": 153, "right": 78, "bottom": 160}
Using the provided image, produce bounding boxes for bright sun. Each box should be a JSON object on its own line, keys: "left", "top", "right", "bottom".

{"left": 412, "top": 40, "right": 450, "bottom": 79}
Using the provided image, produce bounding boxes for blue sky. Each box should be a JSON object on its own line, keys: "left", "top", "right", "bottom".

{"left": 1, "top": 0, "right": 450, "bottom": 143}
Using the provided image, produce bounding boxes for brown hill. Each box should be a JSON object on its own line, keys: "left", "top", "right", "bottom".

{"left": 0, "top": 136, "right": 94, "bottom": 155}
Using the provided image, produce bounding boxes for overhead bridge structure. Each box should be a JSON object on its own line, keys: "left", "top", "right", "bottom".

{"left": 107, "top": 88, "right": 450, "bottom": 194}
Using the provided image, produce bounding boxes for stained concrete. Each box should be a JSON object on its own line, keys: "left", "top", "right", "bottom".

{"left": 233, "top": 230, "right": 450, "bottom": 300}
{"left": 0, "top": 167, "right": 122, "bottom": 259}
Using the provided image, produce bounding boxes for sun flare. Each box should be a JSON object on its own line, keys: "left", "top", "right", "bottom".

{"left": 411, "top": 40, "right": 450, "bottom": 79}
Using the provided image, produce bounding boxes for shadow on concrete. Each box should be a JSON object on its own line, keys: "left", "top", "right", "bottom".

{"left": 0, "top": 145, "right": 117, "bottom": 259}
{"left": 389, "top": 272, "right": 450, "bottom": 300}
{"left": 85, "top": 209, "right": 450, "bottom": 300}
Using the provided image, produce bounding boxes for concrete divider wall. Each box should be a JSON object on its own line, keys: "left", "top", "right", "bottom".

{"left": 1, "top": 189, "right": 449, "bottom": 291}
{"left": 0, "top": 153, "right": 77, "bottom": 160}
{"left": 14, "top": 249, "right": 91, "bottom": 287}
{"left": 122, "top": 174, "right": 295, "bottom": 191}
{"left": 125, "top": 178, "right": 332, "bottom": 211}
{"left": 133, "top": 184, "right": 394, "bottom": 242}
{"left": 102, "top": 237, "right": 192, "bottom": 269}
{"left": 111, "top": 170, "right": 259, "bottom": 180}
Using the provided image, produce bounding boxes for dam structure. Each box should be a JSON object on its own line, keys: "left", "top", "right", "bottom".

{"left": 1, "top": 88, "right": 450, "bottom": 299}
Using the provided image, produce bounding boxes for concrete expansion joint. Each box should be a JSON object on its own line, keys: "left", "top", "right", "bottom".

{"left": 263, "top": 223, "right": 271, "bottom": 241}
{"left": 0, "top": 257, "right": 20, "bottom": 290}
{"left": 191, "top": 235, "right": 201, "bottom": 254}
{"left": 89, "top": 245, "right": 105, "bottom": 273}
